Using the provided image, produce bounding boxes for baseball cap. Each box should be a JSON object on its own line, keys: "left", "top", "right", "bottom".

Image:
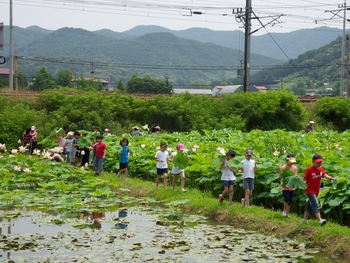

{"left": 245, "top": 150, "right": 253, "bottom": 155}
{"left": 310, "top": 121, "right": 314, "bottom": 124}
{"left": 177, "top": 143, "right": 185, "bottom": 151}
{"left": 104, "top": 128, "right": 109, "bottom": 132}
{"left": 312, "top": 154, "right": 323, "bottom": 163}
{"left": 31, "top": 126, "right": 36, "bottom": 130}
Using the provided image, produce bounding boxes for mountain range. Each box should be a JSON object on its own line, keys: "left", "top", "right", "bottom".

{"left": 0, "top": 25, "right": 346, "bottom": 88}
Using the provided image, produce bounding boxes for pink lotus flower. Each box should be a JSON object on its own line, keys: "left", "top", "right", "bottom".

{"left": 273, "top": 150, "right": 280, "bottom": 156}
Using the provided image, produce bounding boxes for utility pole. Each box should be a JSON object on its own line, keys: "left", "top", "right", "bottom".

{"left": 9, "top": 0, "right": 13, "bottom": 90}
{"left": 341, "top": 0, "right": 347, "bottom": 96}
{"left": 243, "top": 0, "right": 252, "bottom": 92}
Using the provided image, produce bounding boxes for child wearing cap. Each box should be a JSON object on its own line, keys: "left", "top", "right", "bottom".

{"left": 279, "top": 154, "right": 298, "bottom": 218}
{"left": 303, "top": 154, "right": 336, "bottom": 226}
{"left": 219, "top": 149, "right": 237, "bottom": 205}
{"left": 169, "top": 143, "right": 186, "bottom": 192}
{"left": 241, "top": 149, "right": 257, "bottom": 207}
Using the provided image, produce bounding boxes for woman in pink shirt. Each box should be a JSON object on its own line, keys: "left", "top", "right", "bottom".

{"left": 30, "top": 126, "right": 38, "bottom": 154}
{"left": 279, "top": 154, "right": 297, "bottom": 218}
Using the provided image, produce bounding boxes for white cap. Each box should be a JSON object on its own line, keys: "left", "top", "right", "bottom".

{"left": 31, "top": 126, "right": 36, "bottom": 130}
{"left": 310, "top": 121, "right": 314, "bottom": 124}
{"left": 104, "top": 128, "right": 109, "bottom": 132}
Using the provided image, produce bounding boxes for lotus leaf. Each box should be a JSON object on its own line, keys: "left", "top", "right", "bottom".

{"left": 77, "top": 137, "right": 92, "bottom": 148}
{"left": 285, "top": 175, "right": 307, "bottom": 189}
{"left": 280, "top": 168, "right": 295, "bottom": 188}
{"left": 173, "top": 150, "right": 188, "bottom": 169}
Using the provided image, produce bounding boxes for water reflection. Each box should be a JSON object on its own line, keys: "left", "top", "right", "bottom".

{"left": 0, "top": 208, "right": 346, "bottom": 263}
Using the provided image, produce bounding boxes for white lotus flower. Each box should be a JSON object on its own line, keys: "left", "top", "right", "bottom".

{"left": 141, "top": 144, "right": 146, "bottom": 148}
{"left": 81, "top": 150, "right": 85, "bottom": 156}
{"left": 80, "top": 166, "right": 85, "bottom": 170}
{"left": 192, "top": 148, "right": 197, "bottom": 152}
{"left": 84, "top": 162, "right": 89, "bottom": 167}
{"left": 33, "top": 149, "right": 41, "bottom": 155}
{"left": 18, "top": 146, "right": 27, "bottom": 153}
{"left": 183, "top": 148, "right": 188, "bottom": 154}
{"left": 217, "top": 146, "right": 226, "bottom": 156}
{"left": 9, "top": 154, "right": 15, "bottom": 158}
{"left": 194, "top": 144, "right": 200, "bottom": 149}
{"left": 18, "top": 139, "right": 21, "bottom": 144}
{"left": 23, "top": 168, "right": 31, "bottom": 173}
{"left": 0, "top": 156, "right": 3, "bottom": 159}
{"left": 167, "top": 147, "right": 172, "bottom": 152}
{"left": 11, "top": 149, "right": 18, "bottom": 154}
{"left": 14, "top": 165, "right": 22, "bottom": 171}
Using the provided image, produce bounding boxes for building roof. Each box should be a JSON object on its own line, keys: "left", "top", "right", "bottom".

{"left": 173, "top": 88, "right": 212, "bottom": 95}
{"left": 255, "top": 86, "right": 267, "bottom": 90}
{"left": 0, "top": 68, "right": 13, "bottom": 75}
{"left": 219, "top": 85, "right": 242, "bottom": 94}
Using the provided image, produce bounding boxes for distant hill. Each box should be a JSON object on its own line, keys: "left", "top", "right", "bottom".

{"left": 8, "top": 27, "right": 282, "bottom": 88}
{"left": 94, "top": 25, "right": 344, "bottom": 60}
{"left": 251, "top": 36, "right": 343, "bottom": 94}
{"left": 0, "top": 25, "right": 345, "bottom": 89}
{"left": 1, "top": 25, "right": 343, "bottom": 60}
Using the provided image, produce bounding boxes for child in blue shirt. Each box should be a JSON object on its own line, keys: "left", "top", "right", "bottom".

{"left": 117, "top": 138, "right": 130, "bottom": 179}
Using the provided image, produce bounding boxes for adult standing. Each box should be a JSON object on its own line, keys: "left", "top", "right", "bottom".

{"left": 131, "top": 127, "right": 141, "bottom": 136}
{"left": 30, "top": 126, "right": 38, "bottom": 154}
{"left": 151, "top": 126, "right": 160, "bottom": 136}
{"left": 23, "top": 128, "right": 32, "bottom": 150}
{"left": 305, "top": 120, "right": 314, "bottom": 133}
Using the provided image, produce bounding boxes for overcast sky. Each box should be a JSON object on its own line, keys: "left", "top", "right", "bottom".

{"left": 0, "top": 0, "right": 347, "bottom": 34}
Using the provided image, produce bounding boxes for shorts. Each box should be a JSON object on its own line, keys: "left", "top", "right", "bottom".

{"left": 222, "top": 180, "right": 237, "bottom": 187}
{"left": 120, "top": 162, "right": 129, "bottom": 169}
{"left": 243, "top": 178, "right": 254, "bottom": 190}
{"left": 75, "top": 150, "right": 81, "bottom": 158}
{"left": 305, "top": 194, "right": 320, "bottom": 214}
{"left": 157, "top": 168, "right": 168, "bottom": 175}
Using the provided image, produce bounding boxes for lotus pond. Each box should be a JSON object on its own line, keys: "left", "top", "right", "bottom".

{"left": 0, "top": 202, "right": 344, "bottom": 263}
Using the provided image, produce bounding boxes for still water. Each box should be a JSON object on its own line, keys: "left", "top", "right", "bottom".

{"left": 0, "top": 207, "right": 345, "bottom": 263}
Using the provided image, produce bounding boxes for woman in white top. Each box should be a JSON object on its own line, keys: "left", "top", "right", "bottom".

{"left": 219, "top": 149, "right": 237, "bottom": 206}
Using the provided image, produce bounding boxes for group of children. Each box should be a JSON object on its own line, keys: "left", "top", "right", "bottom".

{"left": 155, "top": 142, "right": 186, "bottom": 192}
{"left": 30, "top": 126, "right": 336, "bottom": 225}
{"left": 54, "top": 131, "right": 107, "bottom": 176}
{"left": 219, "top": 148, "right": 336, "bottom": 226}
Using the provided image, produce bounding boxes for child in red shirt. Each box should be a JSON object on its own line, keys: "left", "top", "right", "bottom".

{"left": 93, "top": 135, "right": 107, "bottom": 176}
{"left": 303, "top": 154, "right": 336, "bottom": 226}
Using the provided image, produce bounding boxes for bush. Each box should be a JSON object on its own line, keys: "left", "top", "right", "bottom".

{"left": 314, "top": 97, "right": 350, "bottom": 131}
{"left": 0, "top": 90, "right": 306, "bottom": 148}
